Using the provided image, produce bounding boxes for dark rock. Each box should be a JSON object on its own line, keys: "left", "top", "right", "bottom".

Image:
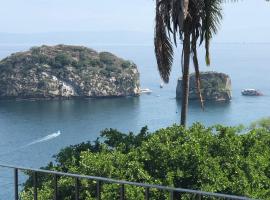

{"left": 176, "top": 71, "right": 232, "bottom": 102}
{"left": 0, "top": 45, "right": 140, "bottom": 99}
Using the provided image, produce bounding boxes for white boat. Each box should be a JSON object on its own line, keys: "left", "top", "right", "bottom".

{"left": 241, "top": 89, "right": 262, "bottom": 96}
{"left": 139, "top": 88, "right": 152, "bottom": 94}
{"left": 160, "top": 82, "right": 164, "bottom": 88}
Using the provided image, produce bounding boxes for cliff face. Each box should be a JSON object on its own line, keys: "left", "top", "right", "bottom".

{"left": 176, "top": 72, "right": 232, "bottom": 102}
{"left": 0, "top": 45, "right": 140, "bottom": 99}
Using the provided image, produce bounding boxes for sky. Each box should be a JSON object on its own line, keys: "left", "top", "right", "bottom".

{"left": 0, "top": 0, "right": 269, "bottom": 43}
{"left": 0, "top": 0, "right": 154, "bottom": 33}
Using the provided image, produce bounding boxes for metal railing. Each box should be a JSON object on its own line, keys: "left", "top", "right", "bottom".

{"left": 0, "top": 164, "right": 254, "bottom": 200}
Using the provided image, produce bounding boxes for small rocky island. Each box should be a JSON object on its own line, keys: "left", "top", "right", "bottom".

{"left": 176, "top": 72, "right": 232, "bottom": 101}
{"left": 0, "top": 45, "right": 140, "bottom": 99}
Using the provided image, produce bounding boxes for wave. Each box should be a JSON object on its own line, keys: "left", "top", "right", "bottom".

{"left": 24, "top": 131, "right": 61, "bottom": 147}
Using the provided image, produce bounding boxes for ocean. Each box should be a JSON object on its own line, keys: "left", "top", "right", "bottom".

{"left": 0, "top": 43, "right": 270, "bottom": 198}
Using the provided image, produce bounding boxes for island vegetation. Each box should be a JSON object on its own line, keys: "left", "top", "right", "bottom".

{"left": 21, "top": 120, "right": 270, "bottom": 199}
{"left": 0, "top": 45, "right": 140, "bottom": 98}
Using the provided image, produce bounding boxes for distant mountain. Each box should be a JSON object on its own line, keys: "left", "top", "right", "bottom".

{"left": 0, "top": 31, "right": 153, "bottom": 46}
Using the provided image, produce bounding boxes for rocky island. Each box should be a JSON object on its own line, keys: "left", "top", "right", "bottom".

{"left": 0, "top": 45, "right": 140, "bottom": 99}
{"left": 176, "top": 72, "right": 232, "bottom": 102}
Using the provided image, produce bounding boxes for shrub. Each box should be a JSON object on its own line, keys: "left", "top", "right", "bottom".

{"left": 105, "top": 66, "right": 121, "bottom": 73}
{"left": 73, "top": 59, "right": 101, "bottom": 69}
{"left": 99, "top": 52, "right": 116, "bottom": 65}
{"left": 54, "top": 53, "right": 73, "bottom": 67}
{"left": 99, "top": 69, "right": 110, "bottom": 77}
{"left": 89, "top": 59, "right": 101, "bottom": 67}
{"left": 32, "top": 54, "right": 50, "bottom": 64}
{"left": 79, "top": 51, "right": 88, "bottom": 61}
{"left": 21, "top": 124, "right": 270, "bottom": 199}
{"left": 121, "top": 61, "right": 131, "bottom": 69}
{"left": 250, "top": 117, "right": 270, "bottom": 130}
{"left": 30, "top": 47, "right": 41, "bottom": 55}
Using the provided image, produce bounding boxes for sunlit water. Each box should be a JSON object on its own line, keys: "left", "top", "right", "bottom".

{"left": 0, "top": 43, "right": 270, "bottom": 198}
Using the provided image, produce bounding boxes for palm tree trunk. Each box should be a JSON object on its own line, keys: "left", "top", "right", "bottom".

{"left": 180, "top": 31, "right": 191, "bottom": 126}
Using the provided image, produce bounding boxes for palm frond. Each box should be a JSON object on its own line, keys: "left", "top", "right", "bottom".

{"left": 171, "top": 0, "right": 188, "bottom": 43}
{"left": 154, "top": 0, "right": 174, "bottom": 83}
{"left": 154, "top": 0, "right": 222, "bottom": 83}
{"left": 202, "top": 0, "right": 222, "bottom": 65}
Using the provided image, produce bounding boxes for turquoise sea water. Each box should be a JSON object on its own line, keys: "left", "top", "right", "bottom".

{"left": 0, "top": 43, "right": 270, "bottom": 198}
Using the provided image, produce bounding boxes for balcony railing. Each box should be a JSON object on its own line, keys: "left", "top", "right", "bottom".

{"left": 0, "top": 164, "right": 254, "bottom": 200}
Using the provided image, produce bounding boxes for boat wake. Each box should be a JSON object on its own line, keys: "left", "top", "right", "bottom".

{"left": 24, "top": 131, "right": 61, "bottom": 147}
{"left": 0, "top": 131, "right": 61, "bottom": 157}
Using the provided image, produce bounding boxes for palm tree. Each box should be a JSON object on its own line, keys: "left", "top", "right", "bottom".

{"left": 154, "top": 0, "right": 222, "bottom": 126}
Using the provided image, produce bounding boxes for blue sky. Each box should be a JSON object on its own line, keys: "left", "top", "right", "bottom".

{"left": 0, "top": 0, "right": 154, "bottom": 33}
{"left": 0, "top": 0, "right": 269, "bottom": 42}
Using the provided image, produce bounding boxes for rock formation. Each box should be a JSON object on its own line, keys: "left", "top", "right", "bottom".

{"left": 0, "top": 45, "right": 140, "bottom": 99}
{"left": 176, "top": 72, "right": 232, "bottom": 101}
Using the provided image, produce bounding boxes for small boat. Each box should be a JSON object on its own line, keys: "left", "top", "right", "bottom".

{"left": 160, "top": 82, "right": 164, "bottom": 88}
{"left": 241, "top": 89, "right": 263, "bottom": 96}
{"left": 139, "top": 88, "right": 152, "bottom": 94}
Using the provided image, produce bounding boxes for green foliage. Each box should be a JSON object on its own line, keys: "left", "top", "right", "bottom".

{"left": 29, "top": 46, "right": 102, "bottom": 69}
{"left": 79, "top": 51, "right": 89, "bottom": 60}
{"left": 30, "top": 47, "right": 51, "bottom": 64}
{"left": 100, "top": 126, "right": 149, "bottom": 153}
{"left": 54, "top": 53, "right": 73, "bottom": 68}
{"left": 99, "top": 52, "right": 116, "bottom": 65}
{"left": 105, "top": 66, "right": 121, "bottom": 73}
{"left": 30, "top": 46, "right": 41, "bottom": 55}
{"left": 250, "top": 117, "right": 270, "bottom": 130}
{"left": 0, "top": 61, "right": 13, "bottom": 74}
{"left": 76, "top": 51, "right": 101, "bottom": 68}
{"left": 121, "top": 61, "right": 131, "bottom": 69}
{"left": 21, "top": 124, "right": 270, "bottom": 199}
{"left": 32, "top": 54, "right": 50, "bottom": 64}
{"left": 99, "top": 69, "right": 111, "bottom": 77}
{"left": 0, "top": 45, "right": 132, "bottom": 80}
{"left": 73, "top": 59, "right": 101, "bottom": 69}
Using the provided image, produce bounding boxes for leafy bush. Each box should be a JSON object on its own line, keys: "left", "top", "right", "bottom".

{"left": 21, "top": 124, "right": 270, "bottom": 199}
{"left": 99, "top": 69, "right": 110, "bottom": 77}
{"left": 30, "top": 47, "right": 41, "bottom": 55}
{"left": 53, "top": 53, "right": 73, "bottom": 68}
{"left": 32, "top": 54, "right": 50, "bottom": 64}
{"left": 250, "top": 117, "right": 270, "bottom": 130}
{"left": 89, "top": 59, "right": 101, "bottom": 67}
{"left": 99, "top": 52, "right": 116, "bottom": 65}
{"left": 73, "top": 58, "right": 101, "bottom": 69}
{"left": 79, "top": 51, "right": 88, "bottom": 61}
{"left": 121, "top": 61, "right": 131, "bottom": 69}
{"left": 105, "top": 66, "right": 121, "bottom": 73}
